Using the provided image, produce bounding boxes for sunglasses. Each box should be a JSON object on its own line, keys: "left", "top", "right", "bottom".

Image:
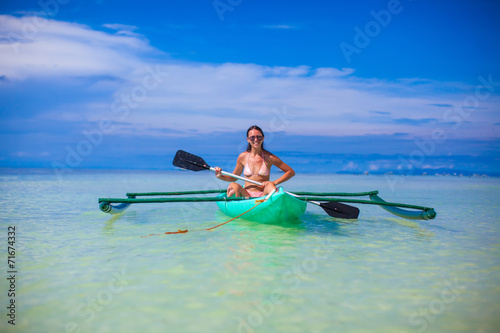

{"left": 248, "top": 135, "right": 264, "bottom": 141}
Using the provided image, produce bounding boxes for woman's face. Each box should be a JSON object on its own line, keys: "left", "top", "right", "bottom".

{"left": 247, "top": 129, "right": 264, "bottom": 148}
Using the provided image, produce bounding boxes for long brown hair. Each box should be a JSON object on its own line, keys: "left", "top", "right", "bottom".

{"left": 246, "top": 125, "right": 268, "bottom": 153}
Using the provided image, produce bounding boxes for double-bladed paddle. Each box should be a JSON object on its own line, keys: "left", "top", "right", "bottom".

{"left": 172, "top": 150, "right": 359, "bottom": 219}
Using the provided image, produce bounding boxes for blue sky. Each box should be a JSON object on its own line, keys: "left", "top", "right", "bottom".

{"left": 1, "top": 0, "right": 499, "bottom": 175}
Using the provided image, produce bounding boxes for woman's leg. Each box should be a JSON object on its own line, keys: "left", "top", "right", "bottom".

{"left": 227, "top": 182, "right": 249, "bottom": 197}
{"left": 262, "top": 182, "right": 277, "bottom": 196}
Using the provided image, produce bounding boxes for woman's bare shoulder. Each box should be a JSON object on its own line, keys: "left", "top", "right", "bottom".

{"left": 264, "top": 151, "right": 278, "bottom": 163}
{"left": 237, "top": 152, "right": 248, "bottom": 162}
{"left": 267, "top": 153, "right": 284, "bottom": 165}
{"left": 265, "top": 151, "right": 276, "bottom": 157}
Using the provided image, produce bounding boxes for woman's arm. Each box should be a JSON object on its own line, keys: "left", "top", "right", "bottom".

{"left": 215, "top": 153, "right": 245, "bottom": 182}
{"left": 269, "top": 154, "right": 295, "bottom": 186}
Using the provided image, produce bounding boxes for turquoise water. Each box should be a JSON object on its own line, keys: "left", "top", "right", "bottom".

{"left": 1, "top": 169, "right": 499, "bottom": 333}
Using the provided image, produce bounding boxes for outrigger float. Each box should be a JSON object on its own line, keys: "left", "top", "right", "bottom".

{"left": 98, "top": 151, "right": 436, "bottom": 223}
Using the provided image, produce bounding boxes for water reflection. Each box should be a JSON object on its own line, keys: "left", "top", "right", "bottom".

{"left": 381, "top": 217, "right": 435, "bottom": 240}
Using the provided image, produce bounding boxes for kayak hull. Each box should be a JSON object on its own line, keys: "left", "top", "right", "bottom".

{"left": 216, "top": 187, "right": 307, "bottom": 223}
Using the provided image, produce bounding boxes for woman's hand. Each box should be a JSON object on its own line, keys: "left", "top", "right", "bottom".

{"left": 214, "top": 167, "right": 222, "bottom": 178}
{"left": 261, "top": 181, "right": 275, "bottom": 189}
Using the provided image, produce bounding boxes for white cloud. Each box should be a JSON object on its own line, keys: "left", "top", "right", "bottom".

{"left": 262, "top": 25, "right": 297, "bottom": 29}
{"left": 0, "top": 15, "right": 157, "bottom": 80}
{"left": 1, "top": 14, "right": 499, "bottom": 140}
{"left": 343, "top": 161, "right": 359, "bottom": 170}
{"left": 314, "top": 67, "right": 355, "bottom": 77}
{"left": 102, "top": 23, "right": 143, "bottom": 37}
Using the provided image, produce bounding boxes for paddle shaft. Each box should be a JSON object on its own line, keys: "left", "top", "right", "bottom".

{"left": 213, "top": 167, "right": 324, "bottom": 206}
{"left": 213, "top": 168, "right": 261, "bottom": 186}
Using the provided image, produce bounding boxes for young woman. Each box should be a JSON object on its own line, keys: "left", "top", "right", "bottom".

{"left": 214, "top": 125, "right": 295, "bottom": 197}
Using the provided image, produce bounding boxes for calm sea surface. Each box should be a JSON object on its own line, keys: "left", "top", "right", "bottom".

{"left": 0, "top": 169, "right": 499, "bottom": 333}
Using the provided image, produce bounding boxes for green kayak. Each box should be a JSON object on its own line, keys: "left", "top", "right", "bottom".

{"left": 216, "top": 187, "right": 307, "bottom": 223}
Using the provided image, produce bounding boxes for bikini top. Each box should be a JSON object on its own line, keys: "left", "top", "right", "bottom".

{"left": 243, "top": 153, "right": 270, "bottom": 177}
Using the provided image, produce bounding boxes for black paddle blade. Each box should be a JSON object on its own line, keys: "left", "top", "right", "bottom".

{"left": 320, "top": 202, "right": 360, "bottom": 219}
{"left": 172, "top": 150, "right": 211, "bottom": 172}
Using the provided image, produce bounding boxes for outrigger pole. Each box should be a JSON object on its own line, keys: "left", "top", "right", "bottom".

{"left": 98, "top": 150, "right": 436, "bottom": 220}
{"left": 98, "top": 189, "right": 436, "bottom": 220}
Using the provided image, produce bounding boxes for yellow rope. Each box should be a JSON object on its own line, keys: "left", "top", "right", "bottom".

{"left": 141, "top": 199, "right": 266, "bottom": 238}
